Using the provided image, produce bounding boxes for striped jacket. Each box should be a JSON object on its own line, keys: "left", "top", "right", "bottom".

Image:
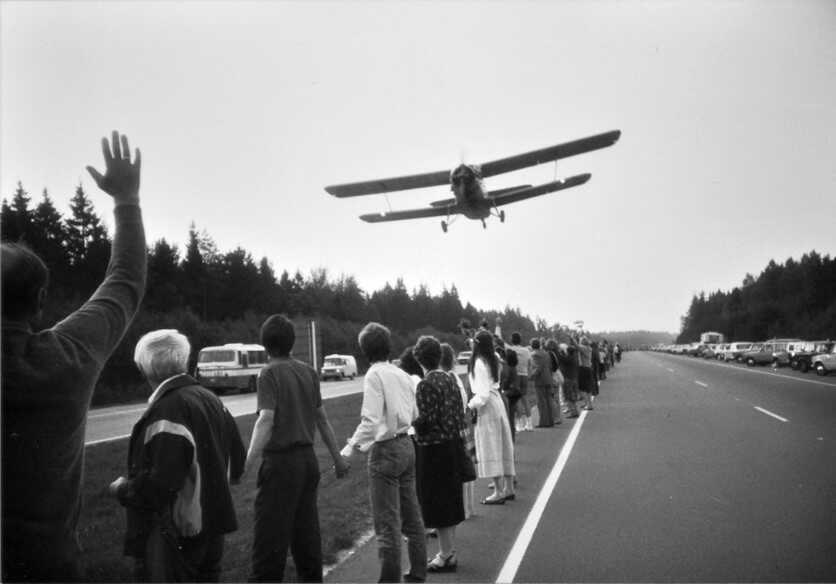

{"left": 117, "top": 374, "right": 245, "bottom": 556}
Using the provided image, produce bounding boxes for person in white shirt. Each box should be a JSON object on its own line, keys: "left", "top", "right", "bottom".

{"left": 508, "top": 332, "right": 534, "bottom": 431}
{"left": 341, "top": 323, "right": 426, "bottom": 583}
{"left": 468, "top": 330, "right": 516, "bottom": 504}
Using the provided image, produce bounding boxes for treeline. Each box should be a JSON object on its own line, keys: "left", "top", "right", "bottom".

{"left": 677, "top": 252, "right": 836, "bottom": 343}
{"left": 593, "top": 330, "right": 676, "bottom": 350}
{"left": 2, "top": 182, "right": 546, "bottom": 404}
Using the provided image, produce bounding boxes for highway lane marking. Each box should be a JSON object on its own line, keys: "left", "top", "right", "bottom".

{"left": 754, "top": 406, "right": 789, "bottom": 423}
{"left": 88, "top": 405, "right": 147, "bottom": 419}
{"left": 695, "top": 380, "right": 708, "bottom": 387}
{"left": 666, "top": 368, "right": 675, "bottom": 373}
{"left": 86, "top": 433, "right": 130, "bottom": 446}
{"left": 496, "top": 410, "right": 588, "bottom": 584}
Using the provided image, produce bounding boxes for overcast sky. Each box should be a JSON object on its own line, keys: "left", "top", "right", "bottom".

{"left": 2, "top": 0, "right": 834, "bottom": 333}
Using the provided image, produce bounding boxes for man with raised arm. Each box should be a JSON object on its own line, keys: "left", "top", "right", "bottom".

{"left": 2, "top": 132, "right": 146, "bottom": 581}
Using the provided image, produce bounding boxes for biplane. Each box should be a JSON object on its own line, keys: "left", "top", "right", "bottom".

{"left": 325, "top": 129, "right": 620, "bottom": 232}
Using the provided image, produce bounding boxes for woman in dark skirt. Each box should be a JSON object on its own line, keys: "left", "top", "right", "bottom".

{"left": 412, "top": 335, "right": 467, "bottom": 573}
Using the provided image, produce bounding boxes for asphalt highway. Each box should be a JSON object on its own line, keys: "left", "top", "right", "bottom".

{"left": 327, "top": 352, "right": 836, "bottom": 582}
{"left": 84, "top": 377, "right": 363, "bottom": 445}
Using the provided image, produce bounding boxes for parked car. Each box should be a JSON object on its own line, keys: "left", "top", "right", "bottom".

{"left": 791, "top": 341, "right": 834, "bottom": 373}
{"left": 810, "top": 343, "right": 836, "bottom": 376}
{"left": 724, "top": 342, "right": 753, "bottom": 362}
{"left": 742, "top": 339, "right": 801, "bottom": 367}
{"left": 701, "top": 343, "right": 721, "bottom": 359}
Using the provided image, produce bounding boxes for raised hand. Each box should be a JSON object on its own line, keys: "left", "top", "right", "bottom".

{"left": 86, "top": 131, "right": 141, "bottom": 205}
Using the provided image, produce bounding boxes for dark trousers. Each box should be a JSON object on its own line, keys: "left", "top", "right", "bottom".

{"left": 251, "top": 446, "right": 322, "bottom": 583}
{"left": 505, "top": 395, "right": 521, "bottom": 441}
{"left": 135, "top": 520, "right": 224, "bottom": 582}
{"left": 534, "top": 384, "right": 555, "bottom": 426}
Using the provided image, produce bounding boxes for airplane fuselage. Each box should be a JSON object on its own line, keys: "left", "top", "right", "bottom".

{"left": 450, "top": 164, "right": 492, "bottom": 219}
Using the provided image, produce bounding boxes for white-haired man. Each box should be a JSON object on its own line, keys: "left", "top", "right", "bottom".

{"left": 108, "top": 329, "right": 245, "bottom": 582}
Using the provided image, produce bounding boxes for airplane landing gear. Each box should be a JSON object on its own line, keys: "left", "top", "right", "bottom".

{"left": 441, "top": 220, "right": 448, "bottom": 233}
{"left": 499, "top": 210, "right": 506, "bottom": 223}
{"left": 481, "top": 219, "right": 487, "bottom": 229}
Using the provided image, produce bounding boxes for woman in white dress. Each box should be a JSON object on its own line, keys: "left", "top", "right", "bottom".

{"left": 467, "top": 330, "right": 515, "bottom": 504}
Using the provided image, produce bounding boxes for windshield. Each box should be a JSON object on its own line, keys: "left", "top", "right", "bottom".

{"left": 198, "top": 350, "right": 236, "bottom": 363}
{"left": 324, "top": 358, "right": 346, "bottom": 366}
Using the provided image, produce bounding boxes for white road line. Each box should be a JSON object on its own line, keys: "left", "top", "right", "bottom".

{"left": 496, "top": 410, "right": 588, "bottom": 584}
{"left": 86, "top": 434, "right": 130, "bottom": 446}
{"left": 88, "top": 405, "right": 147, "bottom": 419}
{"left": 666, "top": 368, "right": 675, "bottom": 373}
{"left": 754, "top": 406, "right": 789, "bottom": 423}
{"left": 695, "top": 380, "right": 708, "bottom": 388}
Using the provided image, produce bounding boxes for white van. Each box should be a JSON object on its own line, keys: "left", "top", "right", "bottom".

{"left": 195, "top": 343, "right": 268, "bottom": 393}
{"left": 320, "top": 354, "right": 358, "bottom": 381}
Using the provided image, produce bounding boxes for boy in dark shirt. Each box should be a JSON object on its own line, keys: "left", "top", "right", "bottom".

{"left": 244, "top": 315, "right": 350, "bottom": 582}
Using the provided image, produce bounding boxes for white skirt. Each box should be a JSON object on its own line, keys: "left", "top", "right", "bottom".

{"left": 473, "top": 390, "right": 515, "bottom": 478}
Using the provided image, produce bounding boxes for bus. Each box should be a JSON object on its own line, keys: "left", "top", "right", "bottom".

{"left": 195, "top": 343, "right": 268, "bottom": 394}
{"left": 700, "top": 331, "right": 725, "bottom": 345}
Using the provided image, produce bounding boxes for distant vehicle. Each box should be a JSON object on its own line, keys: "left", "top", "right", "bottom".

{"left": 326, "top": 130, "right": 620, "bottom": 232}
{"left": 724, "top": 342, "right": 753, "bottom": 362}
{"left": 686, "top": 342, "right": 704, "bottom": 356}
{"left": 791, "top": 341, "right": 834, "bottom": 373}
{"left": 700, "top": 331, "right": 725, "bottom": 345}
{"left": 320, "top": 354, "right": 358, "bottom": 381}
{"left": 811, "top": 343, "right": 836, "bottom": 376}
{"left": 195, "top": 343, "right": 268, "bottom": 394}
{"left": 711, "top": 343, "right": 731, "bottom": 360}
{"left": 742, "top": 339, "right": 801, "bottom": 366}
{"left": 701, "top": 343, "right": 720, "bottom": 359}
{"left": 455, "top": 350, "right": 472, "bottom": 377}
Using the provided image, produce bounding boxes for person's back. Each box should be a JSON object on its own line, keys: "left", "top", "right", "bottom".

{"left": 121, "top": 380, "right": 244, "bottom": 554}
{"left": 2, "top": 132, "right": 146, "bottom": 581}
{"left": 260, "top": 357, "right": 320, "bottom": 452}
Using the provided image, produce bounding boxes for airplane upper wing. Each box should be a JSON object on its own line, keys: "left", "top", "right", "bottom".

{"left": 490, "top": 173, "right": 592, "bottom": 207}
{"left": 479, "top": 130, "right": 620, "bottom": 178}
{"left": 359, "top": 204, "right": 457, "bottom": 223}
{"left": 325, "top": 169, "right": 451, "bottom": 198}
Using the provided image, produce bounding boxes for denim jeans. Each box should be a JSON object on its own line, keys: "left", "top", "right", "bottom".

{"left": 368, "top": 436, "right": 426, "bottom": 583}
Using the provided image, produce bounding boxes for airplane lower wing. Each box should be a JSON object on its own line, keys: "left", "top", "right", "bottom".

{"left": 480, "top": 130, "right": 620, "bottom": 178}
{"left": 359, "top": 204, "right": 457, "bottom": 223}
{"left": 490, "top": 173, "right": 592, "bottom": 207}
{"left": 325, "top": 169, "right": 451, "bottom": 198}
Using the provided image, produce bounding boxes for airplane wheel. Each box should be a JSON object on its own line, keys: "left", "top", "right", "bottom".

{"left": 441, "top": 221, "right": 448, "bottom": 233}
{"left": 500, "top": 210, "right": 506, "bottom": 223}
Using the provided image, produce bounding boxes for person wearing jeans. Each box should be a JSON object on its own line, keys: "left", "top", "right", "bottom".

{"left": 342, "top": 322, "right": 426, "bottom": 583}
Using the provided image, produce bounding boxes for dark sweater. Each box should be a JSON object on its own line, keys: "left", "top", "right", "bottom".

{"left": 2, "top": 204, "right": 146, "bottom": 581}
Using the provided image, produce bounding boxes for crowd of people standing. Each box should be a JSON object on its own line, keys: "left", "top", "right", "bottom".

{"left": 1, "top": 132, "right": 624, "bottom": 582}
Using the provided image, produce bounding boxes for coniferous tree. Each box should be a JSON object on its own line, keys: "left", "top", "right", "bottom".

{"left": 65, "top": 183, "right": 110, "bottom": 296}
{"left": 31, "top": 189, "right": 71, "bottom": 289}
{"left": 146, "top": 238, "right": 183, "bottom": 312}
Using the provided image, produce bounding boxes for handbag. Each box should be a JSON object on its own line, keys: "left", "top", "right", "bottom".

{"left": 456, "top": 434, "right": 477, "bottom": 483}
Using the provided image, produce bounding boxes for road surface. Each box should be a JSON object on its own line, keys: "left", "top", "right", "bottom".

{"left": 326, "top": 352, "right": 836, "bottom": 582}
{"left": 85, "top": 377, "right": 363, "bottom": 446}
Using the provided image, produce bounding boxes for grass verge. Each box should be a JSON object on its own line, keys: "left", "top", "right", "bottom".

{"left": 79, "top": 393, "right": 371, "bottom": 582}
